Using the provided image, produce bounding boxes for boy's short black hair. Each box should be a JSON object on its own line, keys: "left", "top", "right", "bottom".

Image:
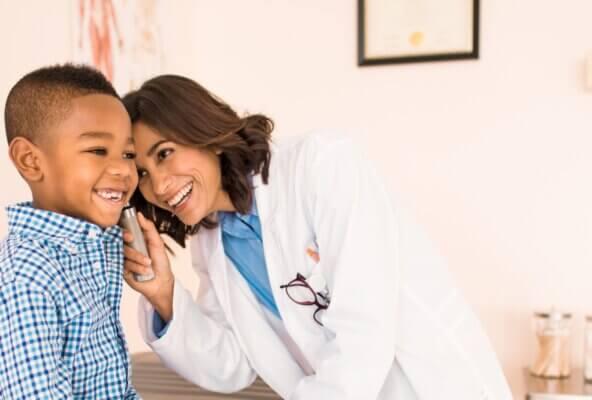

{"left": 4, "top": 64, "right": 118, "bottom": 144}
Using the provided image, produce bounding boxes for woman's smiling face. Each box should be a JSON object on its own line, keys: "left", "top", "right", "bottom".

{"left": 132, "top": 121, "right": 234, "bottom": 226}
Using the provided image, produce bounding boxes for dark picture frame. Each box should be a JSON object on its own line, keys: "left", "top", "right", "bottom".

{"left": 358, "top": 0, "right": 479, "bottom": 66}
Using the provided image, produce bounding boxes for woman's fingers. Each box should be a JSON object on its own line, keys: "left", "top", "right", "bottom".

{"left": 137, "top": 212, "right": 163, "bottom": 249}
{"left": 122, "top": 230, "right": 134, "bottom": 244}
{"left": 122, "top": 268, "right": 137, "bottom": 288}
{"left": 124, "top": 245, "right": 152, "bottom": 268}
{"left": 124, "top": 259, "right": 152, "bottom": 281}
{"left": 135, "top": 212, "right": 171, "bottom": 273}
{"left": 123, "top": 247, "right": 152, "bottom": 286}
{"left": 121, "top": 212, "right": 174, "bottom": 316}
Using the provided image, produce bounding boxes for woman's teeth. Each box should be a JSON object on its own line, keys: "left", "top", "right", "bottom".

{"left": 97, "top": 190, "right": 123, "bottom": 202}
{"left": 168, "top": 183, "right": 193, "bottom": 208}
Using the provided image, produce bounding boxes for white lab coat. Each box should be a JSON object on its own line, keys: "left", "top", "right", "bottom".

{"left": 137, "top": 132, "right": 512, "bottom": 399}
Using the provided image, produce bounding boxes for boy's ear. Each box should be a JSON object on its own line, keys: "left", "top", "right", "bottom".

{"left": 8, "top": 137, "right": 44, "bottom": 182}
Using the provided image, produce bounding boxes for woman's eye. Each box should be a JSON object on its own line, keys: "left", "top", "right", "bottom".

{"left": 123, "top": 152, "right": 136, "bottom": 160}
{"left": 88, "top": 148, "right": 107, "bottom": 156}
{"left": 157, "top": 148, "right": 173, "bottom": 161}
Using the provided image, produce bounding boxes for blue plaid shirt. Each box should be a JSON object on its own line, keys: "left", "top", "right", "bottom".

{"left": 0, "top": 203, "right": 139, "bottom": 399}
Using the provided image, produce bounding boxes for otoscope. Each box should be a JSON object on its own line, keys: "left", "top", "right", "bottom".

{"left": 119, "top": 204, "right": 155, "bottom": 282}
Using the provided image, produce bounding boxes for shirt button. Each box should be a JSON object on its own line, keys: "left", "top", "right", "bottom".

{"left": 92, "top": 262, "right": 101, "bottom": 270}
{"left": 88, "top": 231, "right": 98, "bottom": 239}
{"left": 66, "top": 242, "right": 77, "bottom": 254}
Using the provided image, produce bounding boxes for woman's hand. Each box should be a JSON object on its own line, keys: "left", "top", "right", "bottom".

{"left": 123, "top": 212, "right": 174, "bottom": 322}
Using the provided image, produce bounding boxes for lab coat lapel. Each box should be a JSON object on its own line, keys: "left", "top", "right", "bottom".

{"left": 201, "top": 171, "right": 281, "bottom": 325}
{"left": 225, "top": 261, "right": 305, "bottom": 396}
{"left": 253, "top": 158, "right": 331, "bottom": 372}
{"left": 201, "top": 181, "right": 304, "bottom": 395}
{"left": 198, "top": 225, "right": 231, "bottom": 313}
{"left": 252, "top": 172, "right": 286, "bottom": 316}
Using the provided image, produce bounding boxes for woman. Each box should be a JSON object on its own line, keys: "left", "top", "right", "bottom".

{"left": 122, "top": 75, "right": 511, "bottom": 399}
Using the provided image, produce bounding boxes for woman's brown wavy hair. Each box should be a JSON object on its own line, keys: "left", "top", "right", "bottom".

{"left": 123, "top": 75, "right": 273, "bottom": 247}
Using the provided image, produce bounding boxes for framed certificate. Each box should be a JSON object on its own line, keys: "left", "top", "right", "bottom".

{"left": 358, "top": 0, "right": 479, "bottom": 66}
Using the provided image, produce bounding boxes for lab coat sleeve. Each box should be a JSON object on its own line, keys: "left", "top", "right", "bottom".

{"left": 137, "top": 257, "right": 256, "bottom": 393}
{"left": 290, "top": 135, "right": 400, "bottom": 399}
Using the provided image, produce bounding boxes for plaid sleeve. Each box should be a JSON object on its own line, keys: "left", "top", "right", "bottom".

{"left": 0, "top": 281, "right": 72, "bottom": 399}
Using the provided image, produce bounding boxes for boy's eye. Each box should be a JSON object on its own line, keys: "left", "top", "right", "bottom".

{"left": 88, "top": 148, "right": 107, "bottom": 156}
{"left": 157, "top": 148, "right": 173, "bottom": 161}
{"left": 123, "top": 152, "right": 136, "bottom": 160}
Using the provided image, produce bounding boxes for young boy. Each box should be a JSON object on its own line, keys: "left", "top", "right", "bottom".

{"left": 0, "top": 64, "right": 140, "bottom": 398}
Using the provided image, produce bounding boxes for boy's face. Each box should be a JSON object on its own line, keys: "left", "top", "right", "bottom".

{"left": 35, "top": 94, "right": 138, "bottom": 228}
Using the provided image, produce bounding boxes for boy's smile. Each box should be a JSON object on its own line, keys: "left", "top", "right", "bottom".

{"left": 33, "top": 94, "right": 138, "bottom": 228}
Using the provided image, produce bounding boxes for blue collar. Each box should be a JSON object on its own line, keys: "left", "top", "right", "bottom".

{"left": 218, "top": 196, "right": 260, "bottom": 239}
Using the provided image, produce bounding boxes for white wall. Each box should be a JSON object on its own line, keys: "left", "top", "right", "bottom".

{"left": 2, "top": 1, "right": 592, "bottom": 398}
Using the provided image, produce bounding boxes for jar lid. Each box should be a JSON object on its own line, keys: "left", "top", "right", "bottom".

{"left": 534, "top": 311, "right": 572, "bottom": 319}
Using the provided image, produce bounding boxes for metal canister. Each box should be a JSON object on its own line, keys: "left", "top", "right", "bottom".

{"left": 531, "top": 310, "right": 572, "bottom": 378}
{"left": 585, "top": 315, "right": 592, "bottom": 382}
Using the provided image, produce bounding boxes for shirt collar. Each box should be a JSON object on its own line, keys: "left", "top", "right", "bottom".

{"left": 218, "top": 196, "right": 259, "bottom": 239}
{"left": 6, "top": 202, "right": 121, "bottom": 243}
{"left": 219, "top": 194, "right": 257, "bottom": 220}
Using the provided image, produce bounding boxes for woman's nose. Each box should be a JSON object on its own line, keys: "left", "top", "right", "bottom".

{"left": 151, "top": 170, "right": 172, "bottom": 196}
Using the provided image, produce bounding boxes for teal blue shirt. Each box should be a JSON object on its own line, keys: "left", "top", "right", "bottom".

{"left": 218, "top": 198, "right": 281, "bottom": 319}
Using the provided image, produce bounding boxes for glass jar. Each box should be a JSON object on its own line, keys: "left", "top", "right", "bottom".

{"left": 531, "top": 310, "right": 572, "bottom": 378}
{"left": 585, "top": 316, "right": 592, "bottom": 382}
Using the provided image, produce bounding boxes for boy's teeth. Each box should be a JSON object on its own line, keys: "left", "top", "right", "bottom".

{"left": 168, "top": 183, "right": 192, "bottom": 207}
{"left": 97, "top": 190, "right": 123, "bottom": 201}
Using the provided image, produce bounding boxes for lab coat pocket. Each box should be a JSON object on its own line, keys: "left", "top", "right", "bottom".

{"left": 281, "top": 240, "right": 331, "bottom": 328}
{"left": 303, "top": 240, "right": 330, "bottom": 303}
